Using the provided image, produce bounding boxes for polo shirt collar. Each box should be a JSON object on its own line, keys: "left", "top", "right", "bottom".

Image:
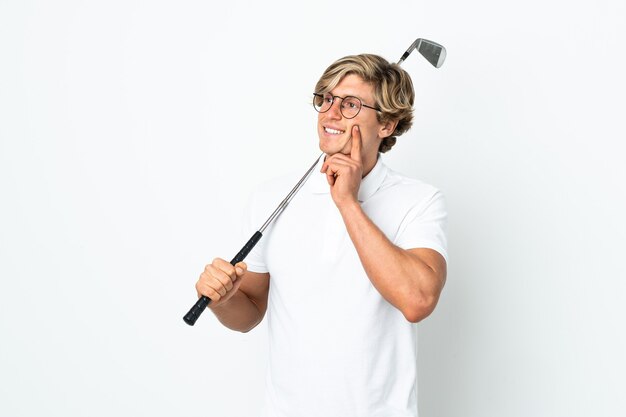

{"left": 309, "top": 153, "right": 388, "bottom": 202}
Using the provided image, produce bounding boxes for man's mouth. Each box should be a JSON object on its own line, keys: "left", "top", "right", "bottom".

{"left": 324, "top": 127, "right": 345, "bottom": 135}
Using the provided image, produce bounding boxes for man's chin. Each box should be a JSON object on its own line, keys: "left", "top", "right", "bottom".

{"left": 320, "top": 149, "right": 350, "bottom": 158}
{"left": 319, "top": 140, "right": 350, "bottom": 156}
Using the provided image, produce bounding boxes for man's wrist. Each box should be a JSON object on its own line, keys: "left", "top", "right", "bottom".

{"left": 337, "top": 198, "right": 362, "bottom": 216}
{"left": 208, "top": 292, "right": 236, "bottom": 312}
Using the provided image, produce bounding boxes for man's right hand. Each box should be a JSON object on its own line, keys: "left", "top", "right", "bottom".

{"left": 196, "top": 258, "right": 248, "bottom": 309}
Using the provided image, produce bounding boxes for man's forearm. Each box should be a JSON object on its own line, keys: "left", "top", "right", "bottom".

{"left": 209, "top": 290, "right": 264, "bottom": 333}
{"left": 338, "top": 201, "right": 445, "bottom": 322}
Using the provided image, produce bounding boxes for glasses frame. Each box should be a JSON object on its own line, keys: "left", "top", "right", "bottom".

{"left": 312, "top": 93, "right": 381, "bottom": 119}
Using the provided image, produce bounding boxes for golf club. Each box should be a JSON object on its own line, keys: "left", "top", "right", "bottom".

{"left": 183, "top": 37, "right": 447, "bottom": 326}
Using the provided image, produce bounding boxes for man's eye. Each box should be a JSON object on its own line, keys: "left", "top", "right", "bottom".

{"left": 344, "top": 98, "right": 360, "bottom": 109}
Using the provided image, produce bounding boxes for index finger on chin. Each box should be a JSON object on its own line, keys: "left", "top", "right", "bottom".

{"left": 350, "top": 125, "right": 362, "bottom": 162}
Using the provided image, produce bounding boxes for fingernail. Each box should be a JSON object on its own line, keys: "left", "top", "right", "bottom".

{"left": 236, "top": 267, "right": 243, "bottom": 275}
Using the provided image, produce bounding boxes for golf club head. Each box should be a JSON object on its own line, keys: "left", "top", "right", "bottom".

{"left": 397, "top": 38, "right": 446, "bottom": 68}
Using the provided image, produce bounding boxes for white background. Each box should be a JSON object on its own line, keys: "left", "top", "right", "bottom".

{"left": 1, "top": 1, "right": 625, "bottom": 416}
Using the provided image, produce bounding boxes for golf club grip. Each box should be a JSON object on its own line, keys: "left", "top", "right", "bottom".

{"left": 183, "top": 231, "right": 263, "bottom": 326}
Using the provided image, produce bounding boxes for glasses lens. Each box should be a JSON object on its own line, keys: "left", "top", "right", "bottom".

{"left": 341, "top": 96, "right": 361, "bottom": 119}
{"left": 313, "top": 93, "right": 333, "bottom": 113}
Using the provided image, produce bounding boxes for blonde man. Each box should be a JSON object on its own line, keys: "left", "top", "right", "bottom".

{"left": 196, "top": 54, "right": 448, "bottom": 417}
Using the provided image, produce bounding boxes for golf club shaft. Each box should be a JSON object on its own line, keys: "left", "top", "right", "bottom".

{"left": 398, "top": 39, "right": 422, "bottom": 64}
{"left": 183, "top": 154, "right": 322, "bottom": 326}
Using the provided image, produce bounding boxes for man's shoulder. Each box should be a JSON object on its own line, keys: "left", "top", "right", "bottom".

{"left": 379, "top": 164, "right": 442, "bottom": 202}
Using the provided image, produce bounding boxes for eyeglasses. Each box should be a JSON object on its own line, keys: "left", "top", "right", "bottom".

{"left": 312, "top": 93, "right": 380, "bottom": 119}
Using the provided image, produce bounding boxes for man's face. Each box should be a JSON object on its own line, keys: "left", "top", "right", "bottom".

{"left": 317, "top": 74, "right": 393, "bottom": 171}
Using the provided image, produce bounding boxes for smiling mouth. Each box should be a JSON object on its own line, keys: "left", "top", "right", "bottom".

{"left": 324, "top": 127, "right": 345, "bottom": 135}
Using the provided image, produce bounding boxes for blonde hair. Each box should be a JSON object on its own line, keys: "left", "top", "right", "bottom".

{"left": 314, "top": 54, "right": 415, "bottom": 153}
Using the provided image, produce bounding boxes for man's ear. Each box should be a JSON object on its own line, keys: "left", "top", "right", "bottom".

{"left": 379, "top": 119, "right": 399, "bottom": 138}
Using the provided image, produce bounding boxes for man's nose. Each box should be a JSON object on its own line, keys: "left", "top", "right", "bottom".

{"left": 326, "top": 98, "right": 343, "bottom": 119}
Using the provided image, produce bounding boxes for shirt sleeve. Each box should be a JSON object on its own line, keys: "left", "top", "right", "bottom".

{"left": 394, "top": 189, "right": 448, "bottom": 262}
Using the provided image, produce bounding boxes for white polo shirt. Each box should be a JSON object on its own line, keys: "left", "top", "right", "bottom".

{"left": 243, "top": 154, "right": 447, "bottom": 417}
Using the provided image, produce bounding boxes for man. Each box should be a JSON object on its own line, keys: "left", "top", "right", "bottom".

{"left": 195, "top": 54, "right": 448, "bottom": 417}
